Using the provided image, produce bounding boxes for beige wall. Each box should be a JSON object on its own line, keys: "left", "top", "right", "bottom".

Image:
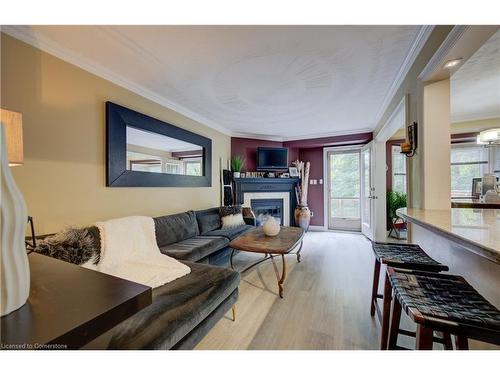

{"left": 422, "top": 79, "right": 451, "bottom": 209}
{"left": 1, "top": 33, "right": 231, "bottom": 234}
{"left": 451, "top": 117, "right": 500, "bottom": 134}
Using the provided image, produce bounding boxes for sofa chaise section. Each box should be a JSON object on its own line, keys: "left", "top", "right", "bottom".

{"left": 86, "top": 261, "right": 239, "bottom": 349}
{"left": 159, "top": 236, "right": 229, "bottom": 262}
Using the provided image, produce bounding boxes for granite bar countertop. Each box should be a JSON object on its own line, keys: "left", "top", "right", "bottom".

{"left": 397, "top": 207, "right": 500, "bottom": 264}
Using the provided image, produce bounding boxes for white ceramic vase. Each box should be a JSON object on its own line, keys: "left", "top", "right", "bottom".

{"left": 263, "top": 216, "right": 280, "bottom": 237}
{"left": 1, "top": 125, "right": 29, "bottom": 316}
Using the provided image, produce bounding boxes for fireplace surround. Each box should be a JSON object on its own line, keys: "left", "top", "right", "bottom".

{"left": 233, "top": 177, "right": 299, "bottom": 226}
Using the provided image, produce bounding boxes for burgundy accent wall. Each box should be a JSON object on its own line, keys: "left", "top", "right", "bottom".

{"left": 230, "top": 137, "right": 282, "bottom": 172}
{"left": 231, "top": 132, "right": 373, "bottom": 228}
{"left": 299, "top": 147, "right": 324, "bottom": 226}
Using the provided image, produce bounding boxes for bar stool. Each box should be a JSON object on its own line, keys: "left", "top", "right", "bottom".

{"left": 387, "top": 267, "right": 500, "bottom": 350}
{"left": 370, "top": 242, "right": 449, "bottom": 349}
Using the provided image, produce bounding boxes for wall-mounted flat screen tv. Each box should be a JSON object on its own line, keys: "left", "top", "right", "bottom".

{"left": 256, "top": 147, "right": 288, "bottom": 171}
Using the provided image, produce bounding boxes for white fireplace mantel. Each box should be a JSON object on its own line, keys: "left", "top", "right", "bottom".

{"left": 243, "top": 191, "right": 290, "bottom": 226}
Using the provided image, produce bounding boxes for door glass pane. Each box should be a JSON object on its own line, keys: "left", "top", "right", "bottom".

{"left": 362, "top": 149, "right": 371, "bottom": 226}
{"left": 391, "top": 145, "right": 406, "bottom": 194}
{"left": 329, "top": 152, "right": 360, "bottom": 219}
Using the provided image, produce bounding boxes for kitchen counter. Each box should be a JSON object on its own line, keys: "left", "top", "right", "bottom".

{"left": 397, "top": 207, "right": 500, "bottom": 348}
{"left": 397, "top": 207, "right": 500, "bottom": 263}
{"left": 451, "top": 198, "right": 500, "bottom": 209}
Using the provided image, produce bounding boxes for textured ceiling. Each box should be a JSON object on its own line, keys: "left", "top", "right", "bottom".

{"left": 5, "top": 25, "right": 424, "bottom": 139}
{"left": 451, "top": 29, "right": 500, "bottom": 123}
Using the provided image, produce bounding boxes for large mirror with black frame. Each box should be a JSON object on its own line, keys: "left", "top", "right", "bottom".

{"left": 106, "top": 102, "right": 212, "bottom": 187}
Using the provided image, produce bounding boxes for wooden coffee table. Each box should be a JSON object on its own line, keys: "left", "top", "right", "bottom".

{"left": 229, "top": 226, "right": 305, "bottom": 298}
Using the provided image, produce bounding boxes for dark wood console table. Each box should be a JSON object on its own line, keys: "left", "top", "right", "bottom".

{"left": 1, "top": 253, "right": 152, "bottom": 349}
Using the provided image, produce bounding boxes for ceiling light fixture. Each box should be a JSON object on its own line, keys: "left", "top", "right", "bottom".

{"left": 477, "top": 128, "right": 500, "bottom": 147}
{"left": 443, "top": 58, "right": 463, "bottom": 69}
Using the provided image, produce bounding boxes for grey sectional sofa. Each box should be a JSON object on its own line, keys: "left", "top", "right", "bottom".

{"left": 82, "top": 207, "right": 254, "bottom": 349}
{"left": 155, "top": 208, "right": 254, "bottom": 265}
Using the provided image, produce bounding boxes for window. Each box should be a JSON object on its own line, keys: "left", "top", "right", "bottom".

{"left": 126, "top": 151, "right": 162, "bottom": 173}
{"left": 450, "top": 144, "right": 497, "bottom": 198}
{"left": 184, "top": 157, "right": 203, "bottom": 176}
{"left": 329, "top": 151, "right": 360, "bottom": 220}
{"left": 391, "top": 145, "right": 406, "bottom": 194}
{"left": 165, "top": 163, "right": 181, "bottom": 174}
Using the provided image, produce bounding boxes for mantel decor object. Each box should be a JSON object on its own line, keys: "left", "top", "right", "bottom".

{"left": 262, "top": 216, "right": 280, "bottom": 236}
{"left": 1, "top": 109, "right": 30, "bottom": 317}
{"left": 231, "top": 155, "right": 245, "bottom": 179}
{"left": 293, "top": 160, "right": 311, "bottom": 230}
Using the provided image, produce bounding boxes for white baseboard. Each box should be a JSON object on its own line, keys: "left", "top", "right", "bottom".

{"left": 308, "top": 225, "right": 326, "bottom": 231}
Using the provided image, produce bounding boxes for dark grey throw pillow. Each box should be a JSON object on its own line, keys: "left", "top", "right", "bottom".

{"left": 219, "top": 205, "right": 242, "bottom": 217}
{"left": 34, "top": 226, "right": 101, "bottom": 265}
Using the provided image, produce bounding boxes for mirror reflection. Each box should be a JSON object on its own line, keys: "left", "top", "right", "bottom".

{"left": 126, "top": 126, "right": 203, "bottom": 176}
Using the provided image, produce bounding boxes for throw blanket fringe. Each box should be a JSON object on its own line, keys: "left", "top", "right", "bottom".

{"left": 83, "top": 216, "right": 190, "bottom": 288}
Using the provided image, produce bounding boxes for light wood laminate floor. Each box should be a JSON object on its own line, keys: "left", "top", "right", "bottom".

{"left": 196, "top": 231, "right": 381, "bottom": 349}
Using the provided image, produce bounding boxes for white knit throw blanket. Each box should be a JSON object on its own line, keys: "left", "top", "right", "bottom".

{"left": 82, "top": 216, "right": 190, "bottom": 288}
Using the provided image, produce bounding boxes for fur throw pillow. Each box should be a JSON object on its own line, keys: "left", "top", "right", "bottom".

{"left": 34, "top": 226, "right": 101, "bottom": 265}
{"left": 219, "top": 206, "right": 245, "bottom": 229}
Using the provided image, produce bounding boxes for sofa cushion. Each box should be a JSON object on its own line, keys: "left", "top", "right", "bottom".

{"left": 159, "top": 235, "right": 229, "bottom": 262}
{"left": 195, "top": 208, "right": 221, "bottom": 234}
{"left": 154, "top": 211, "right": 199, "bottom": 247}
{"left": 204, "top": 224, "right": 253, "bottom": 241}
{"left": 106, "top": 261, "right": 240, "bottom": 349}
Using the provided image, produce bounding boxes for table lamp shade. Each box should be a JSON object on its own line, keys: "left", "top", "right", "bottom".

{"left": 0, "top": 109, "right": 24, "bottom": 166}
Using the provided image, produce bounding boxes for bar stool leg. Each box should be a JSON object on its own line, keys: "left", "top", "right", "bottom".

{"left": 455, "top": 336, "right": 469, "bottom": 350}
{"left": 388, "top": 295, "right": 402, "bottom": 349}
{"left": 416, "top": 325, "right": 434, "bottom": 350}
{"left": 380, "top": 272, "right": 392, "bottom": 349}
{"left": 370, "top": 259, "right": 381, "bottom": 316}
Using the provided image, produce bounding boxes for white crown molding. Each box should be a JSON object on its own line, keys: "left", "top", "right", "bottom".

{"left": 230, "top": 132, "right": 284, "bottom": 142}
{"left": 372, "top": 25, "right": 434, "bottom": 131}
{"left": 418, "top": 25, "right": 471, "bottom": 81}
{"left": 231, "top": 126, "right": 374, "bottom": 143}
{"left": 282, "top": 127, "right": 373, "bottom": 142}
{"left": 1, "top": 25, "right": 233, "bottom": 136}
{"left": 375, "top": 95, "right": 407, "bottom": 142}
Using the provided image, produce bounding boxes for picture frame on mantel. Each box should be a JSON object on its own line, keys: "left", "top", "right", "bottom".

{"left": 289, "top": 167, "right": 299, "bottom": 177}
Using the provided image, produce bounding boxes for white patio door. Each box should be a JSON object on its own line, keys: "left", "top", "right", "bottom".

{"left": 326, "top": 149, "right": 361, "bottom": 231}
{"left": 360, "top": 142, "right": 375, "bottom": 240}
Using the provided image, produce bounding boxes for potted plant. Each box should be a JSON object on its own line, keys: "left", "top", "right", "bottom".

{"left": 231, "top": 155, "right": 245, "bottom": 178}
{"left": 386, "top": 190, "right": 407, "bottom": 238}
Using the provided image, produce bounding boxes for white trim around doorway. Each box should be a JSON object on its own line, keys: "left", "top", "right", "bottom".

{"left": 323, "top": 145, "right": 364, "bottom": 232}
